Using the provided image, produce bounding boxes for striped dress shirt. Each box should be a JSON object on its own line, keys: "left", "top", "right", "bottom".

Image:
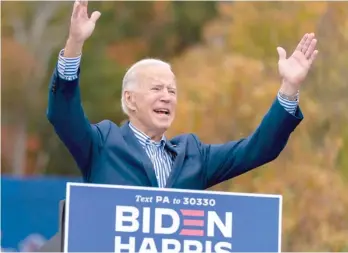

{"left": 56, "top": 49, "right": 298, "bottom": 187}
{"left": 128, "top": 123, "right": 174, "bottom": 187}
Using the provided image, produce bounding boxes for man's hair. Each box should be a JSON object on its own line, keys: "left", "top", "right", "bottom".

{"left": 121, "top": 58, "right": 171, "bottom": 115}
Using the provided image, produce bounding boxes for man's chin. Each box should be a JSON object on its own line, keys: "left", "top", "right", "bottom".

{"left": 156, "top": 123, "right": 171, "bottom": 131}
{"left": 153, "top": 119, "right": 172, "bottom": 132}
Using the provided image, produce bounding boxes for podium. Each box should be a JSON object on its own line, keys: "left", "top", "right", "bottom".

{"left": 61, "top": 182, "right": 282, "bottom": 252}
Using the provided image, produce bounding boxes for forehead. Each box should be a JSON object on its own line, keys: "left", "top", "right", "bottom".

{"left": 138, "top": 65, "right": 176, "bottom": 87}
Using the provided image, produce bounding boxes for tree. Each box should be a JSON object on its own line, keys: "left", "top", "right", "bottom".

{"left": 168, "top": 2, "right": 348, "bottom": 250}
{"left": 2, "top": 1, "right": 219, "bottom": 175}
{"left": 2, "top": 1, "right": 71, "bottom": 175}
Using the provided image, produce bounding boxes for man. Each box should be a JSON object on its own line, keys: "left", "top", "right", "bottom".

{"left": 41, "top": 0, "right": 318, "bottom": 251}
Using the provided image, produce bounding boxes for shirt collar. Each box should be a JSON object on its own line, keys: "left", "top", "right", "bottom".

{"left": 129, "top": 122, "right": 166, "bottom": 149}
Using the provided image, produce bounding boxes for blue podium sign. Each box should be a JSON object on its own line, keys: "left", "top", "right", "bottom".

{"left": 64, "top": 183, "right": 282, "bottom": 253}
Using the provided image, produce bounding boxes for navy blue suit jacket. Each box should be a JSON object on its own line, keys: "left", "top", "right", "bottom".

{"left": 47, "top": 67, "right": 303, "bottom": 189}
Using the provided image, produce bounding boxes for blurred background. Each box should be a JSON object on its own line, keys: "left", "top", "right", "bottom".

{"left": 1, "top": 1, "right": 348, "bottom": 251}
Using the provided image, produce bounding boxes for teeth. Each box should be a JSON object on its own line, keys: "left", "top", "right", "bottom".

{"left": 154, "top": 109, "right": 169, "bottom": 115}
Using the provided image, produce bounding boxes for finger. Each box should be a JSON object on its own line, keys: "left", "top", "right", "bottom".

{"left": 90, "top": 11, "right": 101, "bottom": 23}
{"left": 277, "top": 47, "right": 287, "bottom": 61}
{"left": 302, "top": 33, "right": 315, "bottom": 54}
{"left": 78, "top": 0, "right": 88, "bottom": 18}
{"left": 80, "top": 0, "right": 88, "bottom": 7}
{"left": 295, "top": 33, "right": 308, "bottom": 52}
{"left": 72, "top": 1, "right": 81, "bottom": 19}
{"left": 305, "top": 39, "right": 317, "bottom": 59}
{"left": 309, "top": 50, "right": 319, "bottom": 65}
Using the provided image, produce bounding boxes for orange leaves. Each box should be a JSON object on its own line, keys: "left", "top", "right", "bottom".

{"left": 152, "top": 1, "right": 172, "bottom": 23}
{"left": 106, "top": 39, "right": 149, "bottom": 67}
{"left": 207, "top": 2, "right": 328, "bottom": 60}
{"left": 2, "top": 37, "right": 40, "bottom": 88}
{"left": 168, "top": 45, "right": 277, "bottom": 141}
{"left": 168, "top": 2, "right": 348, "bottom": 250}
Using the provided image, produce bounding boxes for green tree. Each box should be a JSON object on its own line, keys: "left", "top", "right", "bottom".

{"left": 2, "top": 1, "right": 218, "bottom": 175}
{"left": 2, "top": 1, "right": 71, "bottom": 175}
{"left": 169, "top": 2, "right": 348, "bottom": 250}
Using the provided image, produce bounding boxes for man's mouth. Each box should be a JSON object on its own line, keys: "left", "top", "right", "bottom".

{"left": 153, "top": 109, "right": 170, "bottom": 116}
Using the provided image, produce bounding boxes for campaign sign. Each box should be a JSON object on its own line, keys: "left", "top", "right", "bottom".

{"left": 64, "top": 182, "right": 282, "bottom": 253}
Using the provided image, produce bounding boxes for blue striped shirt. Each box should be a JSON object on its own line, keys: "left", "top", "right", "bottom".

{"left": 57, "top": 49, "right": 81, "bottom": 81}
{"left": 128, "top": 123, "right": 174, "bottom": 187}
{"left": 56, "top": 48, "right": 299, "bottom": 187}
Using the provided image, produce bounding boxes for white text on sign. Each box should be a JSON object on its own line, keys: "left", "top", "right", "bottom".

{"left": 135, "top": 194, "right": 216, "bottom": 207}
{"left": 114, "top": 205, "right": 233, "bottom": 253}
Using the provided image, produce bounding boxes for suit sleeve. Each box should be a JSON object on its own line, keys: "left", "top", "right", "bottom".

{"left": 46, "top": 63, "right": 104, "bottom": 180}
{"left": 200, "top": 97, "right": 303, "bottom": 188}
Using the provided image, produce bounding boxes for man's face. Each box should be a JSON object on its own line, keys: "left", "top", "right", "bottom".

{"left": 128, "top": 64, "right": 177, "bottom": 134}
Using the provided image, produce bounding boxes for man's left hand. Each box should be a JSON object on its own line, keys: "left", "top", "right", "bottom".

{"left": 277, "top": 33, "right": 318, "bottom": 96}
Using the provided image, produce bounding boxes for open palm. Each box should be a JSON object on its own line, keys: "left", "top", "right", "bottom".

{"left": 69, "top": 0, "right": 101, "bottom": 43}
{"left": 277, "top": 33, "right": 318, "bottom": 89}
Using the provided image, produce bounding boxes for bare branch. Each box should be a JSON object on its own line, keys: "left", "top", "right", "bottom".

{"left": 34, "top": 22, "right": 68, "bottom": 60}
{"left": 10, "top": 16, "right": 28, "bottom": 45}
{"left": 32, "top": 22, "right": 69, "bottom": 84}
{"left": 29, "top": 2, "right": 67, "bottom": 51}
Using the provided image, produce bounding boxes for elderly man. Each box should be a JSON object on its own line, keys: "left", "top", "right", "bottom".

{"left": 42, "top": 0, "right": 318, "bottom": 251}
{"left": 47, "top": 0, "right": 318, "bottom": 187}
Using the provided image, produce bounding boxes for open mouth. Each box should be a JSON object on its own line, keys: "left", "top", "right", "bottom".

{"left": 153, "top": 109, "right": 170, "bottom": 116}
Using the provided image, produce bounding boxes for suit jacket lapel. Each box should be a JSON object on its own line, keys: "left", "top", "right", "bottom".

{"left": 120, "top": 122, "right": 159, "bottom": 187}
{"left": 165, "top": 140, "right": 186, "bottom": 188}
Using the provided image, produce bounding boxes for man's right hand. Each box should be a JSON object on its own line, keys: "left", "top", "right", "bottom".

{"left": 64, "top": 0, "right": 101, "bottom": 57}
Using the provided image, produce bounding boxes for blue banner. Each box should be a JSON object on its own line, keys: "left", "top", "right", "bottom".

{"left": 65, "top": 183, "right": 282, "bottom": 252}
{"left": 1, "top": 176, "right": 81, "bottom": 252}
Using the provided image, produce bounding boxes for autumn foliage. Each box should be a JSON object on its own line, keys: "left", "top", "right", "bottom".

{"left": 168, "top": 2, "right": 348, "bottom": 251}
{"left": 2, "top": 1, "right": 348, "bottom": 251}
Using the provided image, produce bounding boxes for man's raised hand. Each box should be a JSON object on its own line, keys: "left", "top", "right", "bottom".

{"left": 64, "top": 0, "right": 101, "bottom": 57}
{"left": 69, "top": 0, "right": 101, "bottom": 43}
{"left": 277, "top": 33, "right": 319, "bottom": 95}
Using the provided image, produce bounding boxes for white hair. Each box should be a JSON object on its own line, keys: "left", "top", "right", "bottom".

{"left": 121, "top": 58, "right": 171, "bottom": 115}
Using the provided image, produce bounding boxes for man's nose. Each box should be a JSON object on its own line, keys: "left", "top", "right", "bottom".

{"left": 160, "top": 90, "right": 171, "bottom": 103}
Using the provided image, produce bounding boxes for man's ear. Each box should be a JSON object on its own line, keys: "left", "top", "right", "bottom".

{"left": 124, "top": 91, "right": 137, "bottom": 112}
